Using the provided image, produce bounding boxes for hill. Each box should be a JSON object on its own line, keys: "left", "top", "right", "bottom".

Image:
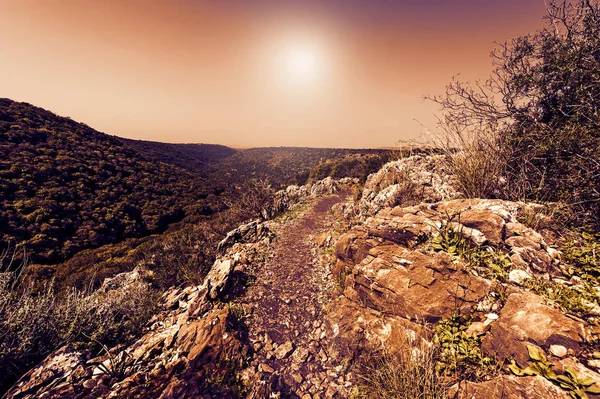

{"left": 0, "top": 99, "right": 215, "bottom": 265}
{"left": 116, "top": 138, "right": 237, "bottom": 175}
{"left": 211, "top": 147, "right": 394, "bottom": 188}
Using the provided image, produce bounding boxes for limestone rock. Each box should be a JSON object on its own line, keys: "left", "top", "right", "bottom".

{"left": 204, "top": 258, "right": 235, "bottom": 300}
{"left": 343, "top": 248, "right": 491, "bottom": 322}
{"left": 450, "top": 375, "right": 571, "bottom": 399}
{"left": 482, "top": 292, "right": 587, "bottom": 364}
{"left": 509, "top": 269, "right": 533, "bottom": 286}
{"left": 217, "top": 220, "right": 272, "bottom": 252}
{"left": 274, "top": 341, "right": 294, "bottom": 360}
{"left": 358, "top": 154, "right": 460, "bottom": 215}
{"left": 5, "top": 346, "right": 86, "bottom": 399}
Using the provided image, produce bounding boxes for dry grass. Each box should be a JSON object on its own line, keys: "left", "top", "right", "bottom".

{"left": 427, "top": 120, "right": 509, "bottom": 200}
{"left": 0, "top": 265, "right": 157, "bottom": 394}
{"left": 354, "top": 340, "right": 450, "bottom": 399}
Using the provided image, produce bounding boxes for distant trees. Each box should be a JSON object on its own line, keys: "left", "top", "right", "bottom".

{"left": 430, "top": 0, "right": 600, "bottom": 228}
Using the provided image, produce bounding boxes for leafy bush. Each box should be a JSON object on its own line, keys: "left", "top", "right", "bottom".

{"left": 434, "top": 315, "right": 498, "bottom": 381}
{"left": 562, "top": 231, "right": 600, "bottom": 285}
{"left": 429, "top": 0, "right": 600, "bottom": 229}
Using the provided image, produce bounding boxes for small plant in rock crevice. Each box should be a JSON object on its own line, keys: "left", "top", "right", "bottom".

{"left": 524, "top": 278, "right": 598, "bottom": 316}
{"left": 87, "top": 340, "right": 142, "bottom": 380}
{"left": 561, "top": 231, "right": 600, "bottom": 286}
{"left": 433, "top": 314, "right": 498, "bottom": 382}
{"left": 226, "top": 302, "right": 247, "bottom": 331}
{"left": 430, "top": 215, "right": 514, "bottom": 282}
{"left": 430, "top": 216, "right": 470, "bottom": 258}
{"left": 509, "top": 345, "right": 600, "bottom": 399}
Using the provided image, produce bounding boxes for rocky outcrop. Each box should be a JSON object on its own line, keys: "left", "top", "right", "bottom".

{"left": 356, "top": 154, "right": 460, "bottom": 216}
{"left": 217, "top": 219, "right": 273, "bottom": 252}
{"left": 331, "top": 197, "right": 600, "bottom": 398}
{"left": 4, "top": 255, "right": 247, "bottom": 399}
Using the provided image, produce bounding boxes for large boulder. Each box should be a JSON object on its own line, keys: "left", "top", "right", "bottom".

{"left": 343, "top": 248, "right": 492, "bottom": 323}
{"left": 217, "top": 220, "right": 272, "bottom": 252}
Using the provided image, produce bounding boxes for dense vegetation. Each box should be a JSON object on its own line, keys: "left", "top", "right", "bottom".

{"left": 0, "top": 99, "right": 221, "bottom": 265}
{"left": 117, "top": 138, "right": 237, "bottom": 176}
{"left": 212, "top": 147, "right": 391, "bottom": 189}
{"left": 430, "top": 0, "right": 600, "bottom": 230}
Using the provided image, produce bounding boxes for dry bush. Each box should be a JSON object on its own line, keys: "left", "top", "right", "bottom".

{"left": 427, "top": 121, "right": 509, "bottom": 200}
{"left": 355, "top": 341, "right": 450, "bottom": 399}
{"left": 0, "top": 265, "right": 157, "bottom": 394}
{"left": 428, "top": 0, "right": 600, "bottom": 229}
{"left": 222, "top": 179, "right": 276, "bottom": 221}
{"left": 145, "top": 225, "right": 219, "bottom": 288}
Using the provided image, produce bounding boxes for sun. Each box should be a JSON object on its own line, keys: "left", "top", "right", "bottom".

{"left": 253, "top": 29, "right": 333, "bottom": 93}
{"left": 283, "top": 46, "right": 320, "bottom": 84}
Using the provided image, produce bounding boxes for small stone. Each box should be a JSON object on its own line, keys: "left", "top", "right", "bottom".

{"left": 588, "top": 359, "right": 600, "bottom": 370}
{"left": 294, "top": 347, "right": 310, "bottom": 363}
{"left": 259, "top": 363, "right": 275, "bottom": 373}
{"left": 509, "top": 269, "right": 533, "bottom": 286}
{"left": 83, "top": 379, "right": 96, "bottom": 390}
{"left": 550, "top": 345, "right": 568, "bottom": 358}
{"left": 318, "top": 349, "right": 328, "bottom": 362}
{"left": 292, "top": 372, "right": 304, "bottom": 384}
{"left": 275, "top": 341, "right": 295, "bottom": 359}
{"left": 483, "top": 313, "right": 499, "bottom": 327}
{"left": 465, "top": 321, "right": 487, "bottom": 336}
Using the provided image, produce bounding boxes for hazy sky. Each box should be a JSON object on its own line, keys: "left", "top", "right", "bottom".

{"left": 0, "top": 0, "right": 547, "bottom": 148}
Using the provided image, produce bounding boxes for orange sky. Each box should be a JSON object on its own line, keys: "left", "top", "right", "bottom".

{"left": 0, "top": 1, "right": 547, "bottom": 148}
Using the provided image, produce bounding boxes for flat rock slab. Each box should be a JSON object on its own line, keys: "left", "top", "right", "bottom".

{"left": 482, "top": 291, "right": 587, "bottom": 364}
{"left": 451, "top": 375, "right": 571, "bottom": 399}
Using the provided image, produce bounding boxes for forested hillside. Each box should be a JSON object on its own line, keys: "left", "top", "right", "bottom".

{"left": 117, "top": 138, "right": 237, "bottom": 175}
{"left": 0, "top": 99, "right": 215, "bottom": 265}
{"left": 212, "top": 147, "right": 393, "bottom": 188}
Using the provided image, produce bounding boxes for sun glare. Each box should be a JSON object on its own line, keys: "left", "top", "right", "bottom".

{"left": 283, "top": 45, "right": 320, "bottom": 84}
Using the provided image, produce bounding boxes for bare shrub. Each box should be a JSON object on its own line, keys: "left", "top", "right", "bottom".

{"left": 426, "top": 121, "right": 510, "bottom": 200}
{"left": 222, "top": 179, "right": 276, "bottom": 221}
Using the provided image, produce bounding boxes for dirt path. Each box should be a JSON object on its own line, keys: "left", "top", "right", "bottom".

{"left": 241, "top": 192, "right": 351, "bottom": 399}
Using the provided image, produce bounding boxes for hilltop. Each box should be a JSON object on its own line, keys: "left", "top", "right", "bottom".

{"left": 116, "top": 138, "right": 237, "bottom": 176}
